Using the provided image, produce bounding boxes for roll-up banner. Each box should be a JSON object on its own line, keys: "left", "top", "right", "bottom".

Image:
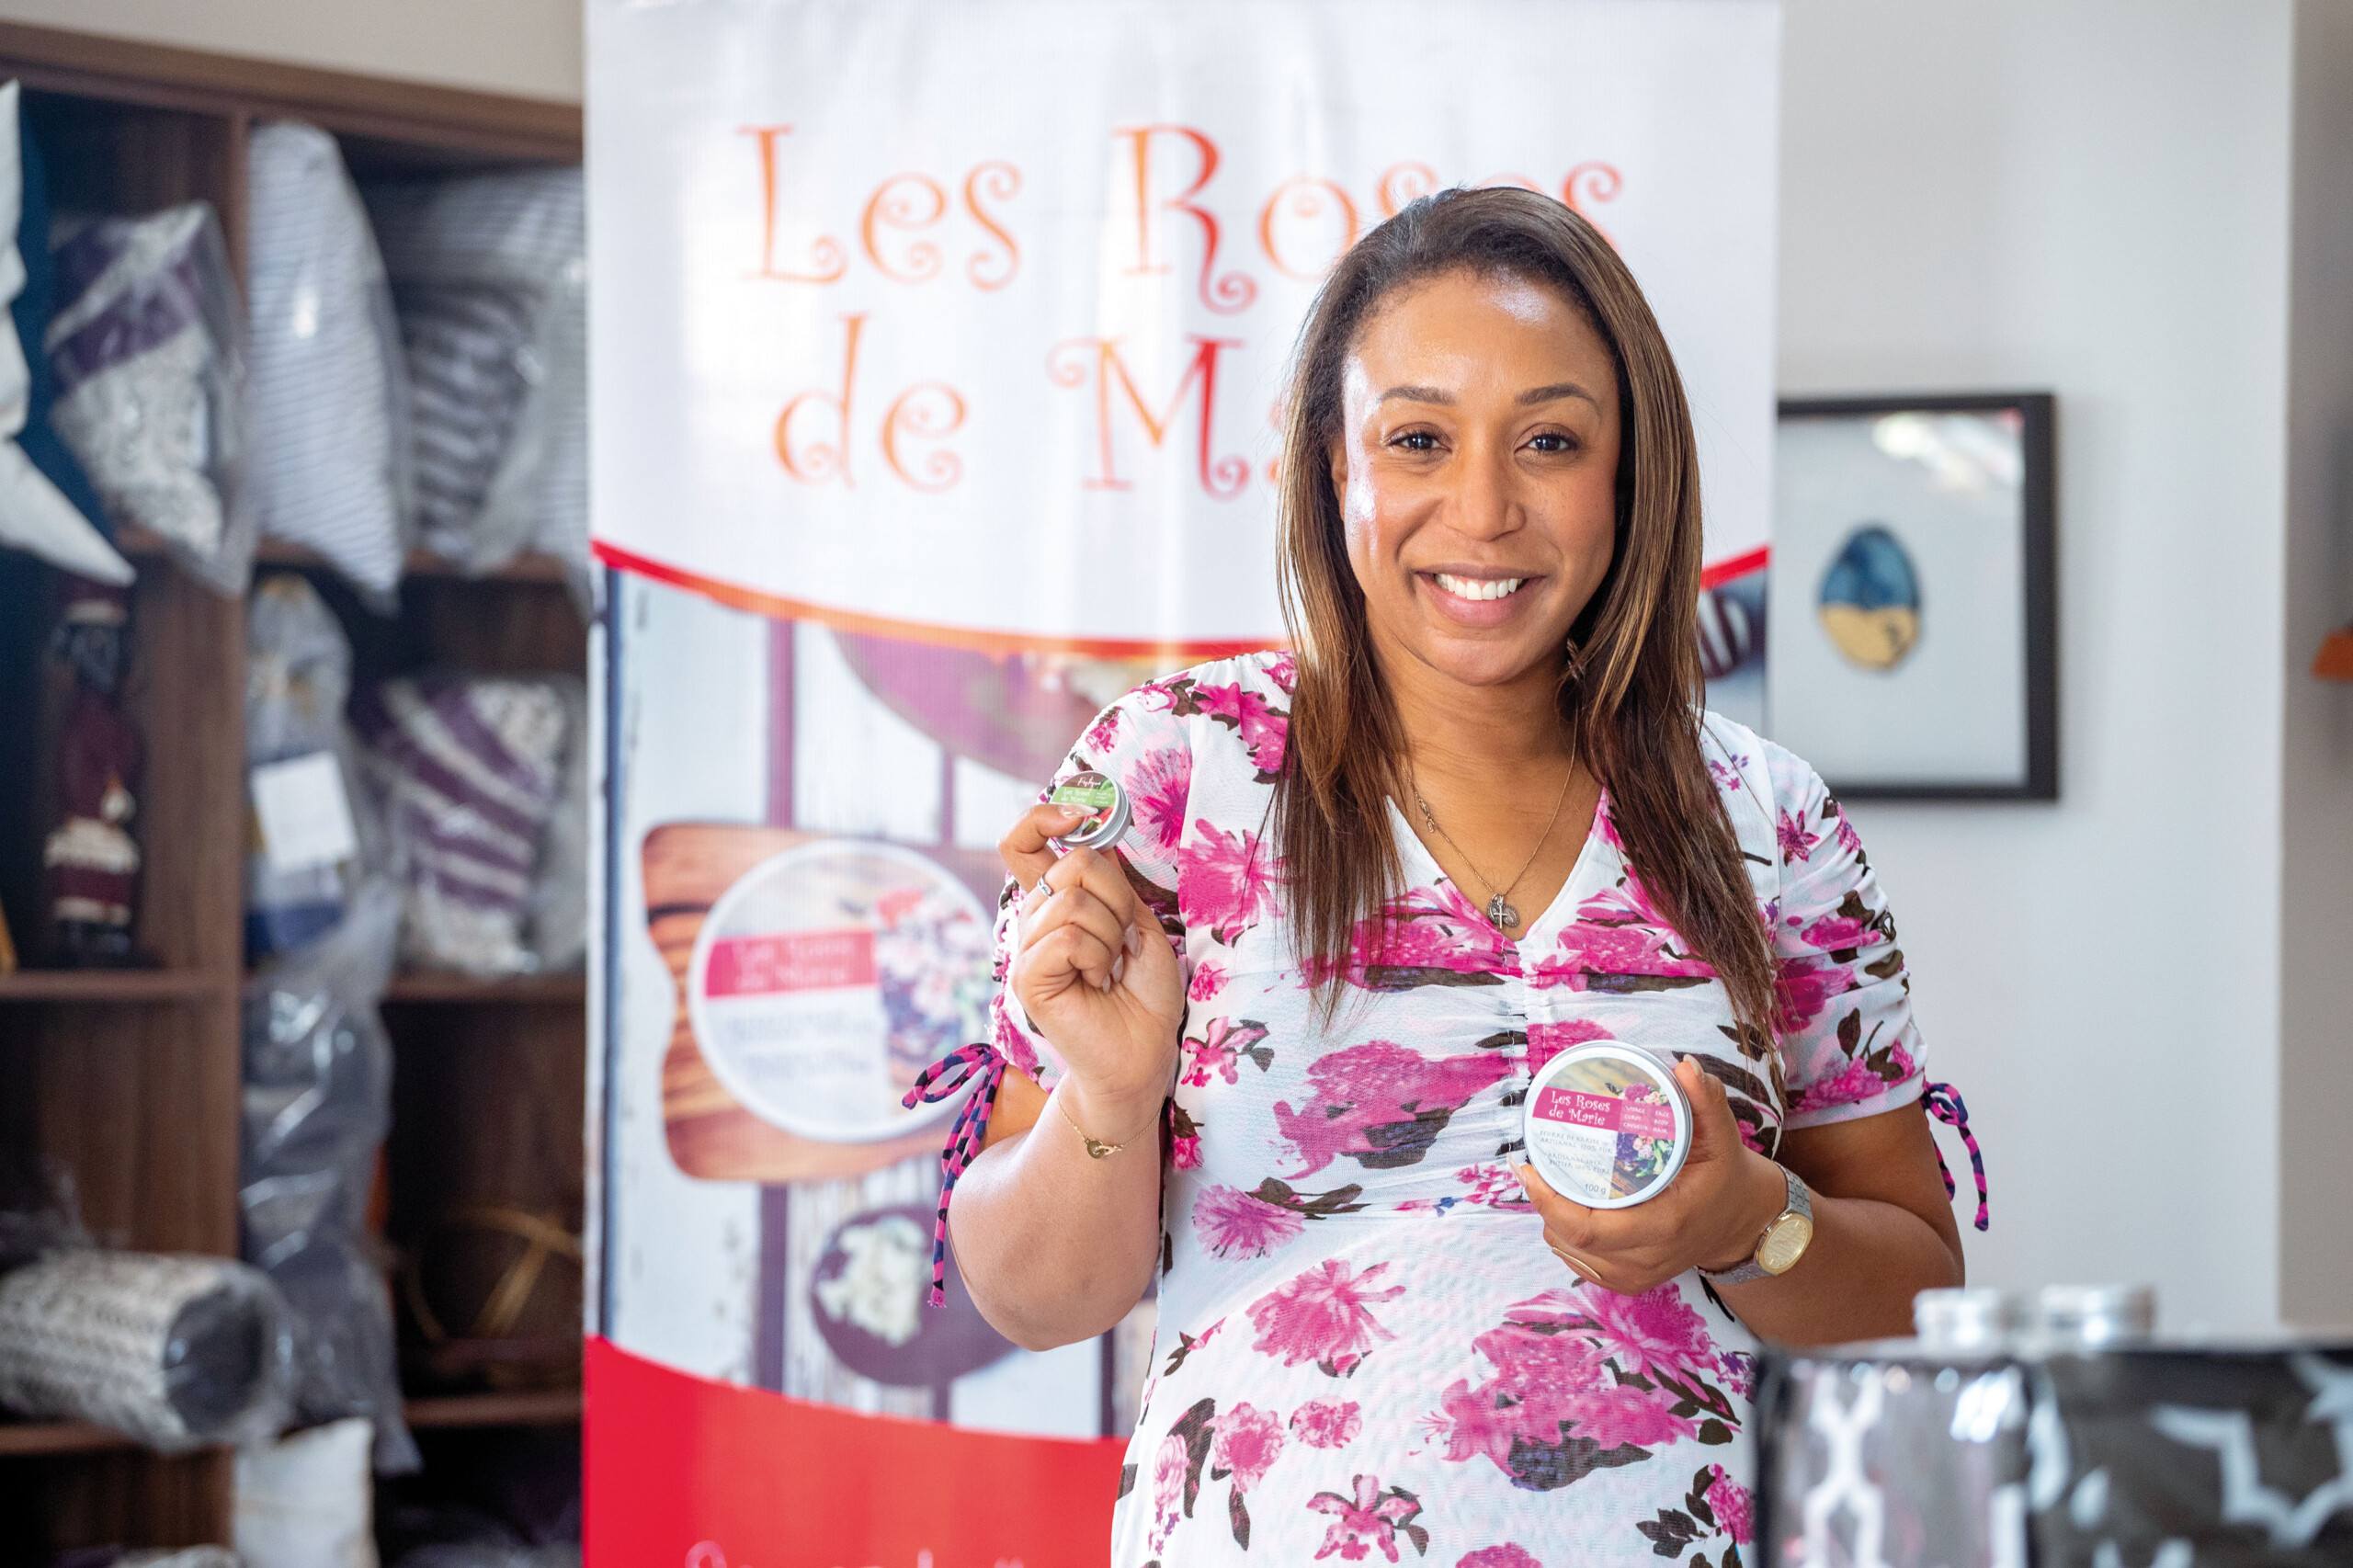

{"left": 586, "top": 3, "right": 1779, "bottom": 1562}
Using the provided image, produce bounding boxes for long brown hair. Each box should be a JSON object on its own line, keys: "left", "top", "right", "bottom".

{"left": 1272, "top": 187, "right": 1778, "bottom": 1047}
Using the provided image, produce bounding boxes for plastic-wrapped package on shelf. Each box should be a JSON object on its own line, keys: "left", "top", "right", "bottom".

{"left": 244, "top": 574, "right": 383, "bottom": 962}
{"left": 234, "top": 1415, "right": 378, "bottom": 1568}
{"left": 246, "top": 123, "right": 411, "bottom": 604}
{"left": 528, "top": 675, "right": 587, "bottom": 973}
{"left": 0, "top": 1249, "right": 295, "bottom": 1452}
{"left": 240, "top": 877, "right": 419, "bottom": 1473}
{"left": 354, "top": 675, "right": 567, "bottom": 979}
{"left": 46, "top": 199, "right": 255, "bottom": 596}
{"left": 364, "top": 169, "right": 585, "bottom": 603}
{"left": 0, "top": 80, "right": 127, "bottom": 585}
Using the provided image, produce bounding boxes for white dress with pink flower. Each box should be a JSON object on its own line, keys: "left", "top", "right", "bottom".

{"left": 986, "top": 652, "right": 1926, "bottom": 1568}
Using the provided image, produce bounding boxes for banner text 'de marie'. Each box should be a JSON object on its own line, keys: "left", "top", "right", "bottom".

{"left": 740, "top": 123, "right": 1621, "bottom": 499}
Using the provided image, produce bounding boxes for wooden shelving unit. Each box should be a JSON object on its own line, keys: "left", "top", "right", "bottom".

{"left": 0, "top": 1422, "right": 140, "bottom": 1460}
{"left": 0, "top": 22, "right": 585, "bottom": 1559}
{"left": 1, "top": 1389, "right": 588, "bottom": 1461}
{"left": 403, "top": 1389, "right": 584, "bottom": 1432}
{"left": 383, "top": 971, "right": 586, "bottom": 1006}
{"left": 0, "top": 971, "right": 225, "bottom": 1004}
{"left": 117, "top": 526, "right": 577, "bottom": 586}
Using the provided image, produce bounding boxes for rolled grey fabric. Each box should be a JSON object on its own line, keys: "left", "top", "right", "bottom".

{"left": 0, "top": 1249, "right": 294, "bottom": 1452}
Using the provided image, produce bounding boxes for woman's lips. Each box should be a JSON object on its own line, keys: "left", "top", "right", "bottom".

{"left": 1421, "top": 570, "right": 1539, "bottom": 627}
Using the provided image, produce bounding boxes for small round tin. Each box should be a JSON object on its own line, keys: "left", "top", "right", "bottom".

{"left": 1914, "top": 1287, "right": 2024, "bottom": 1352}
{"left": 1520, "top": 1040, "right": 1693, "bottom": 1209}
{"left": 2031, "top": 1283, "right": 2155, "bottom": 1348}
{"left": 1048, "top": 769, "right": 1131, "bottom": 852}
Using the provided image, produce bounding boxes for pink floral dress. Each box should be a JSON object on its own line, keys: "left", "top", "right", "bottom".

{"left": 988, "top": 651, "right": 1927, "bottom": 1568}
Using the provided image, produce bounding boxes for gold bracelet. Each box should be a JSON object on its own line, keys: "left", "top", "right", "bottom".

{"left": 1056, "top": 1089, "right": 1142, "bottom": 1159}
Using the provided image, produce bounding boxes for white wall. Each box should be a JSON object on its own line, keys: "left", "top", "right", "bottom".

{"left": 1780, "top": 0, "right": 2302, "bottom": 1332}
{"left": 0, "top": 0, "right": 582, "bottom": 103}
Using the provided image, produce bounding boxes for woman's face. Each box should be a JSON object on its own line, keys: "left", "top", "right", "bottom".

{"left": 1331, "top": 267, "right": 1621, "bottom": 693}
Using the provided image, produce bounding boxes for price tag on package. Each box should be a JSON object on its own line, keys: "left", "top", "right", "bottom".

{"left": 251, "top": 752, "right": 359, "bottom": 873}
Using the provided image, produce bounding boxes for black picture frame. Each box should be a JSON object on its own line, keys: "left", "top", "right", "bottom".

{"left": 1772, "top": 392, "right": 2057, "bottom": 801}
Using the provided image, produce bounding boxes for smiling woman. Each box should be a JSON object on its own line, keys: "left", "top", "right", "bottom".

{"left": 930, "top": 188, "right": 1970, "bottom": 1568}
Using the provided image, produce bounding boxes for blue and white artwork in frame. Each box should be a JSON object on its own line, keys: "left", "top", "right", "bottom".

{"left": 1764, "top": 392, "right": 2057, "bottom": 801}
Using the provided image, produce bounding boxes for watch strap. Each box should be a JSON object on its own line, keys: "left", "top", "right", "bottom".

{"left": 1699, "top": 1164, "right": 1811, "bottom": 1286}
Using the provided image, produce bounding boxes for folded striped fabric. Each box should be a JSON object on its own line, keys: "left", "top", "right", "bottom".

{"left": 353, "top": 675, "right": 567, "bottom": 978}
{"left": 47, "top": 203, "right": 241, "bottom": 574}
{"left": 365, "top": 169, "right": 585, "bottom": 586}
{"left": 402, "top": 282, "right": 534, "bottom": 551}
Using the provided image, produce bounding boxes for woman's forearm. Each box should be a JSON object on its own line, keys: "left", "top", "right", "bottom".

{"left": 949, "top": 1076, "right": 1165, "bottom": 1351}
{"left": 1715, "top": 1177, "right": 1963, "bottom": 1346}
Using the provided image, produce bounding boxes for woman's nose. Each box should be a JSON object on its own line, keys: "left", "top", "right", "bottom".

{"left": 1447, "top": 441, "right": 1522, "bottom": 540}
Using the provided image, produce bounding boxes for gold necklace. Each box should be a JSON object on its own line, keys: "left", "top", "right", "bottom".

{"left": 1410, "top": 760, "right": 1578, "bottom": 932}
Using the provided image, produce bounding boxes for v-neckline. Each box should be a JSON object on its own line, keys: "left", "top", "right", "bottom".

{"left": 1383, "top": 787, "right": 1612, "bottom": 949}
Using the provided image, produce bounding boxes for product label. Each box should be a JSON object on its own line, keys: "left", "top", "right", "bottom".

{"left": 1532, "top": 1087, "right": 1677, "bottom": 1141}
{"left": 704, "top": 929, "right": 878, "bottom": 995}
{"left": 699, "top": 981, "right": 894, "bottom": 1134}
{"left": 1050, "top": 778, "right": 1118, "bottom": 812}
{"left": 251, "top": 752, "right": 359, "bottom": 873}
{"left": 1527, "top": 1120, "right": 1620, "bottom": 1205}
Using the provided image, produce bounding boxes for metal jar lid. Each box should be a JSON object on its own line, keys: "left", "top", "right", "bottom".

{"left": 1913, "top": 1286, "right": 2024, "bottom": 1352}
{"left": 2033, "top": 1283, "right": 2156, "bottom": 1347}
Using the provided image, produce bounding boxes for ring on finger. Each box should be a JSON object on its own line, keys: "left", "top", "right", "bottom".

{"left": 1549, "top": 1244, "right": 1604, "bottom": 1287}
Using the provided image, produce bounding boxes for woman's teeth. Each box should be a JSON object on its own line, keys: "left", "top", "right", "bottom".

{"left": 1434, "top": 573, "right": 1526, "bottom": 602}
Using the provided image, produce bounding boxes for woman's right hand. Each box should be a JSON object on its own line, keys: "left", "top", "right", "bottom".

{"left": 1001, "top": 802, "right": 1186, "bottom": 1139}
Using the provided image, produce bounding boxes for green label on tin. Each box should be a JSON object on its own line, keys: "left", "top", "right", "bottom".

{"left": 1051, "top": 779, "right": 1118, "bottom": 812}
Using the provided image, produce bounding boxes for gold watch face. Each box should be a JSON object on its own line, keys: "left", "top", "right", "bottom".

{"left": 1757, "top": 1210, "right": 1814, "bottom": 1276}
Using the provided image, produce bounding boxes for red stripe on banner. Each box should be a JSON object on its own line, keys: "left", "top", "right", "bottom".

{"left": 585, "top": 1336, "right": 1128, "bottom": 1568}
{"left": 1699, "top": 543, "right": 1770, "bottom": 590}
{"left": 598, "top": 538, "right": 1768, "bottom": 652}
{"left": 593, "top": 540, "right": 1280, "bottom": 662}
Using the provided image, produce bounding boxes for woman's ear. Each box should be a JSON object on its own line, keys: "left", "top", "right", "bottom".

{"left": 1328, "top": 439, "right": 1347, "bottom": 499}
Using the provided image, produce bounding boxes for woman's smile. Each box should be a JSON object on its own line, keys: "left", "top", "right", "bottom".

{"left": 1421, "top": 568, "right": 1542, "bottom": 625}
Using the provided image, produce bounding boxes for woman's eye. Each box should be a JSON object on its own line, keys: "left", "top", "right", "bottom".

{"left": 1527, "top": 432, "right": 1577, "bottom": 454}
{"left": 1391, "top": 430, "right": 1441, "bottom": 452}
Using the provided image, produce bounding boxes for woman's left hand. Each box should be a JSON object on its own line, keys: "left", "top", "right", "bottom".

{"left": 1517, "top": 1056, "right": 1789, "bottom": 1295}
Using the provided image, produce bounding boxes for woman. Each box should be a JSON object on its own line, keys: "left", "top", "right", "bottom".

{"left": 930, "top": 187, "right": 1968, "bottom": 1566}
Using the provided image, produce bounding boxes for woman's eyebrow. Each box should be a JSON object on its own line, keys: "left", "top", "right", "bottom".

{"left": 1378, "top": 384, "right": 1455, "bottom": 405}
{"left": 1518, "top": 381, "right": 1601, "bottom": 407}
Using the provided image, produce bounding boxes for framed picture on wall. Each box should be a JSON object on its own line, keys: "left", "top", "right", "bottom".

{"left": 1768, "top": 392, "right": 2057, "bottom": 800}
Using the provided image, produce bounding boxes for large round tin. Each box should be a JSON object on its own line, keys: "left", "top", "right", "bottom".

{"left": 1520, "top": 1040, "right": 1693, "bottom": 1209}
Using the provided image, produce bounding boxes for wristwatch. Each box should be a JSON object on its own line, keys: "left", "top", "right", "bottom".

{"left": 1699, "top": 1164, "right": 1813, "bottom": 1285}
